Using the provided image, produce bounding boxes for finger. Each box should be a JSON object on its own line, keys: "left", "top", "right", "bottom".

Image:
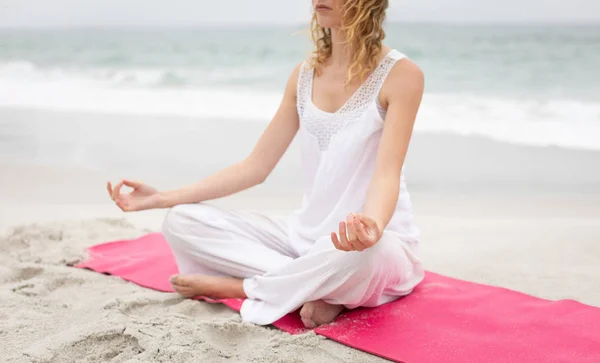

{"left": 338, "top": 222, "right": 353, "bottom": 251}
{"left": 106, "top": 181, "right": 114, "bottom": 200}
{"left": 356, "top": 213, "right": 378, "bottom": 229}
{"left": 116, "top": 198, "right": 130, "bottom": 212}
{"left": 346, "top": 214, "right": 357, "bottom": 242}
{"left": 352, "top": 217, "right": 371, "bottom": 249}
{"left": 119, "top": 202, "right": 131, "bottom": 212}
{"left": 111, "top": 181, "right": 124, "bottom": 201}
{"left": 122, "top": 179, "right": 142, "bottom": 189}
{"left": 353, "top": 216, "right": 369, "bottom": 239}
{"left": 347, "top": 215, "right": 367, "bottom": 251}
{"left": 338, "top": 221, "right": 348, "bottom": 248}
{"left": 331, "top": 232, "right": 343, "bottom": 250}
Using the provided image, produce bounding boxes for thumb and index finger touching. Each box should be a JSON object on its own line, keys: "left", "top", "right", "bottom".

{"left": 355, "top": 213, "right": 378, "bottom": 229}
{"left": 106, "top": 179, "right": 143, "bottom": 200}
{"left": 121, "top": 179, "right": 142, "bottom": 188}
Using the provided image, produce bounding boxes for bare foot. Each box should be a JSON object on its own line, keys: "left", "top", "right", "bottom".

{"left": 169, "top": 274, "right": 246, "bottom": 299}
{"left": 300, "top": 300, "right": 345, "bottom": 328}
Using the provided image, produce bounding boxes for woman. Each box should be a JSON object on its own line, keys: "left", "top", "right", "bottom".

{"left": 107, "top": 0, "right": 425, "bottom": 329}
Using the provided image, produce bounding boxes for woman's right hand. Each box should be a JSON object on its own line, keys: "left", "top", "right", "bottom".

{"left": 106, "top": 180, "right": 162, "bottom": 212}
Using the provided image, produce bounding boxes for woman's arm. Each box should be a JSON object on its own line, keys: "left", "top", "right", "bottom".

{"left": 362, "top": 59, "right": 424, "bottom": 230}
{"left": 156, "top": 64, "right": 302, "bottom": 208}
{"left": 331, "top": 59, "right": 424, "bottom": 251}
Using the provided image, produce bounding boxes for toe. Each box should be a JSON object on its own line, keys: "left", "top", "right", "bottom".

{"left": 300, "top": 303, "right": 317, "bottom": 328}
{"left": 300, "top": 304, "right": 313, "bottom": 319}
{"left": 301, "top": 316, "right": 317, "bottom": 329}
{"left": 170, "top": 274, "right": 188, "bottom": 286}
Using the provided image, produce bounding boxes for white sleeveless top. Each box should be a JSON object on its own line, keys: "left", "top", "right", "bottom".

{"left": 287, "top": 49, "right": 420, "bottom": 255}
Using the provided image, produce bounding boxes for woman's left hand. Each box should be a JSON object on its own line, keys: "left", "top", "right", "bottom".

{"left": 331, "top": 213, "right": 383, "bottom": 251}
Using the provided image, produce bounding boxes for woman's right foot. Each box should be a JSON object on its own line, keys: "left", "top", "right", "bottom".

{"left": 300, "top": 300, "right": 345, "bottom": 328}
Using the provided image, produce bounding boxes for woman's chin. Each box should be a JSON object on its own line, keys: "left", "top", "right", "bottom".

{"left": 316, "top": 18, "right": 338, "bottom": 29}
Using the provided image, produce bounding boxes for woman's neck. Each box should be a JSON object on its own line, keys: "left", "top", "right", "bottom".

{"left": 329, "top": 28, "right": 351, "bottom": 69}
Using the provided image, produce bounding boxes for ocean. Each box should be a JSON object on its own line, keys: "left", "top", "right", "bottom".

{"left": 0, "top": 23, "right": 599, "bottom": 176}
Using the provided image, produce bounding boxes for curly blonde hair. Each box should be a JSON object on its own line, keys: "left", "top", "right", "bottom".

{"left": 309, "top": 0, "right": 389, "bottom": 86}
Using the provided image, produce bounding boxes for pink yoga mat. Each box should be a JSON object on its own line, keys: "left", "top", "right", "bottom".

{"left": 77, "top": 232, "right": 600, "bottom": 362}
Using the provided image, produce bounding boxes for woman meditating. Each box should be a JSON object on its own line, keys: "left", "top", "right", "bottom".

{"left": 107, "top": 0, "right": 425, "bottom": 329}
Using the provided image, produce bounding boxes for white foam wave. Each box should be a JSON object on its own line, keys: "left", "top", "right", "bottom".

{"left": 416, "top": 94, "right": 600, "bottom": 150}
{"left": 0, "top": 61, "right": 285, "bottom": 88}
{"left": 1, "top": 61, "right": 599, "bottom": 151}
{"left": 0, "top": 61, "right": 282, "bottom": 120}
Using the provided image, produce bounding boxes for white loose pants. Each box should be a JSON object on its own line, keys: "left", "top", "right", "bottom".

{"left": 161, "top": 203, "right": 425, "bottom": 325}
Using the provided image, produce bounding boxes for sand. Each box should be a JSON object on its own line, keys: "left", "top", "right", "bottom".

{"left": 2, "top": 107, "right": 600, "bottom": 193}
{"left": 2, "top": 158, "right": 600, "bottom": 362}
{"left": 2, "top": 219, "right": 368, "bottom": 363}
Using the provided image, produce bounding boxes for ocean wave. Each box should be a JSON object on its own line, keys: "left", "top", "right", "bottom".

{"left": 0, "top": 61, "right": 288, "bottom": 89}
{"left": 0, "top": 61, "right": 599, "bottom": 151}
{"left": 417, "top": 94, "right": 600, "bottom": 151}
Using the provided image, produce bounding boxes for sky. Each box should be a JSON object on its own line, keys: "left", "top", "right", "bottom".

{"left": 0, "top": 0, "right": 599, "bottom": 27}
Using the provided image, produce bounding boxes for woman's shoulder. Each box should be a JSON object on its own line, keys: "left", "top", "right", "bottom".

{"left": 380, "top": 46, "right": 413, "bottom": 66}
{"left": 297, "top": 53, "right": 318, "bottom": 72}
{"left": 279, "top": 60, "right": 310, "bottom": 101}
{"left": 379, "top": 48, "right": 425, "bottom": 101}
{"left": 286, "top": 56, "right": 316, "bottom": 90}
{"left": 382, "top": 47, "right": 424, "bottom": 82}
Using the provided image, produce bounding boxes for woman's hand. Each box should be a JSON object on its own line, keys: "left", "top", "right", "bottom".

{"left": 106, "top": 180, "right": 161, "bottom": 212}
{"left": 331, "top": 213, "right": 383, "bottom": 252}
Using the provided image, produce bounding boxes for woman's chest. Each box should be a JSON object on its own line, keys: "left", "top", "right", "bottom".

{"left": 299, "top": 103, "right": 382, "bottom": 153}
{"left": 311, "top": 73, "right": 363, "bottom": 114}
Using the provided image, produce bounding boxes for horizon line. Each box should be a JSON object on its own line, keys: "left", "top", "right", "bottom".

{"left": 1, "top": 19, "right": 599, "bottom": 30}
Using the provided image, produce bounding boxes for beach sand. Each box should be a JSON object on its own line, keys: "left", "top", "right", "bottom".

{"left": 2, "top": 130, "right": 600, "bottom": 361}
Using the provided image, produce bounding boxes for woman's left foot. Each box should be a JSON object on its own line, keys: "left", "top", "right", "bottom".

{"left": 300, "top": 300, "right": 345, "bottom": 329}
{"left": 170, "top": 274, "right": 246, "bottom": 299}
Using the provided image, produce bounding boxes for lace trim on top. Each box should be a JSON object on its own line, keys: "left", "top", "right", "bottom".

{"left": 297, "top": 50, "right": 404, "bottom": 151}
